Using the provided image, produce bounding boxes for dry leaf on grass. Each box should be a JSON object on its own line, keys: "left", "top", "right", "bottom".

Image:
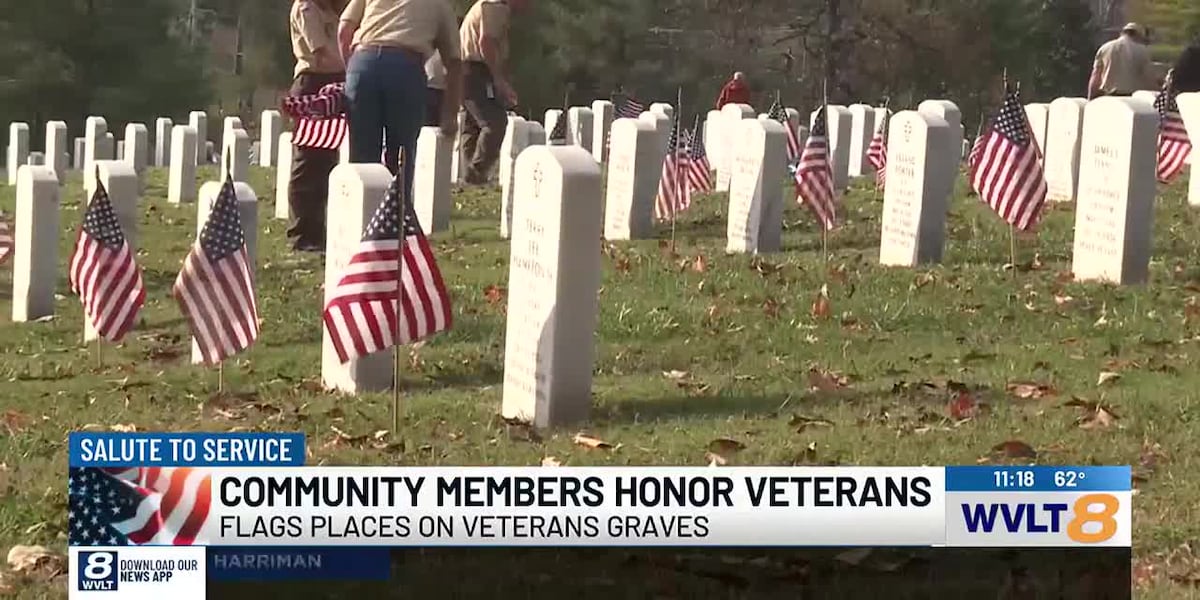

{"left": 614, "top": 256, "right": 632, "bottom": 273}
{"left": 762, "top": 298, "right": 781, "bottom": 318}
{"left": 662, "top": 370, "right": 689, "bottom": 380}
{"left": 541, "top": 456, "right": 562, "bottom": 467}
{"left": 992, "top": 440, "right": 1037, "bottom": 459}
{"left": 788, "top": 414, "right": 834, "bottom": 432}
{"left": 1078, "top": 405, "right": 1118, "bottom": 430}
{"left": 6, "top": 545, "right": 65, "bottom": 577}
{"left": 810, "top": 284, "right": 831, "bottom": 319}
{"left": 1097, "top": 371, "right": 1121, "bottom": 386}
{"left": 947, "top": 391, "right": 981, "bottom": 420}
{"left": 706, "top": 438, "right": 745, "bottom": 464}
{"left": 911, "top": 272, "right": 937, "bottom": 290}
{"left": 807, "top": 368, "right": 849, "bottom": 393}
{"left": 573, "top": 433, "right": 615, "bottom": 450}
{"left": 692, "top": 254, "right": 708, "bottom": 273}
{"left": 109, "top": 423, "right": 137, "bottom": 432}
{"left": 1005, "top": 382, "right": 1057, "bottom": 399}
{"left": 483, "top": 284, "right": 506, "bottom": 305}
{"left": 1, "top": 411, "right": 30, "bottom": 435}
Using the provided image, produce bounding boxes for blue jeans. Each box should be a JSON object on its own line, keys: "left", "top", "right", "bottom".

{"left": 345, "top": 47, "right": 426, "bottom": 193}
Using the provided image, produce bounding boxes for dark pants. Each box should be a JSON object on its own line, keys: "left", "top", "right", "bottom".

{"left": 345, "top": 46, "right": 426, "bottom": 194}
{"left": 288, "top": 71, "right": 344, "bottom": 247}
{"left": 461, "top": 62, "right": 508, "bottom": 182}
{"left": 425, "top": 88, "right": 443, "bottom": 127}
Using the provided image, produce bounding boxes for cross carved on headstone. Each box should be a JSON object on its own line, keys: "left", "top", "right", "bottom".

{"left": 531, "top": 165, "right": 544, "bottom": 201}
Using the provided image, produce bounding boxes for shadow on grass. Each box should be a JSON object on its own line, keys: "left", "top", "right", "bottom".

{"left": 595, "top": 392, "right": 794, "bottom": 423}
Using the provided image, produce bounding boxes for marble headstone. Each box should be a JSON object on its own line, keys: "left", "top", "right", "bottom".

{"left": 1024, "top": 103, "right": 1050, "bottom": 158}
{"left": 124, "top": 123, "right": 149, "bottom": 178}
{"left": 1045, "top": 98, "right": 1087, "bottom": 202}
{"left": 716, "top": 104, "right": 755, "bottom": 191}
{"left": 155, "top": 118, "right": 173, "bottom": 167}
{"left": 274, "top": 132, "right": 294, "bottom": 220}
{"left": 11, "top": 166, "right": 60, "bottom": 322}
{"left": 259, "top": 110, "right": 283, "bottom": 167}
{"left": 499, "top": 116, "right": 531, "bottom": 238}
{"left": 878, "top": 111, "right": 952, "bottom": 267}
{"left": 7, "top": 122, "right": 30, "bottom": 185}
{"left": 812, "top": 106, "right": 853, "bottom": 190}
{"left": 603, "top": 118, "right": 658, "bottom": 240}
{"left": 566, "top": 106, "right": 594, "bottom": 152}
{"left": 726, "top": 119, "right": 786, "bottom": 254}
{"left": 591, "top": 100, "right": 614, "bottom": 163}
{"left": 168, "top": 125, "right": 198, "bottom": 204}
{"left": 188, "top": 111, "right": 207, "bottom": 165}
{"left": 44, "top": 121, "right": 68, "bottom": 182}
{"left": 220, "top": 129, "right": 251, "bottom": 182}
{"left": 83, "top": 117, "right": 108, "bottom": 194}
{"left": 413, "top": 126, "right": 452, "bottom": 233}
{"left": 847, "top": 104, "right": 878, "bottom": 177}
{"left": 1175, "top": 93, "right": 1200, "bottom": 205}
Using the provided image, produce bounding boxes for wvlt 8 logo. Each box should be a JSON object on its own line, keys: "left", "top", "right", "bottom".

{"left": 77, "top": 551, "right": 119, "bottom": 592}
{"left": 960, "top": 493, "right": 1121, "bottom": 543}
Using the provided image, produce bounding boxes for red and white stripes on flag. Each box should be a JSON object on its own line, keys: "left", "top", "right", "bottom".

{"left": 0, "top": 214, "right": 12, "bottom": 265}
{"left": 173, "top": 175, "right": 260, "bottom": 365}
{"left": 654, "top": 115, "right": 689, "bottom": 221}
{"left": 793, "top": 105, "right": 838, "bottom": 231}
{"left": 1155, "top": 85, "right": 1192, "bottom": 183}
{"left": 68, "top": 180, "right": 145, "bottom": 342}
{"left": 767, "top": 100, "right": 802, "bottom": 162}
{"left": 281, "top": 82, "right": 348, "bottom": 150}
{"left": 970, "top": 88, "right": 1047, "bottom": 231}
{"left": 323, "top": 172, "right": 452, "bottom": 363}
{"left": 101, "top": 467, "right": 212, "bottom": 545}
{"left": 866, "top": 111, "right": 889, "bottom": 190}
{"left": 684, "top": 121, "right": 713, "bottom": 193}
{"left": 292, "top": 117, "right": 347, "bottom": 150}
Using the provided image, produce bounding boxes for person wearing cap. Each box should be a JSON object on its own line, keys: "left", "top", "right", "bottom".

{"left": 337, "top": 0, "right": 463, "bottom": 188}
{"left": 425, "top": 51, "right": 447, "bottom": 126}
{"left": 1087, "top": 23, "right": 1155, "bottom": 99}
{"left": 1169, "top": 38, "right": 1200, "bottom": 93}
{"left": 716, "top": 72, "right": 751, "bottom": 109}
{"left": 459, "top": 0, "right": 530, "bottom": 185}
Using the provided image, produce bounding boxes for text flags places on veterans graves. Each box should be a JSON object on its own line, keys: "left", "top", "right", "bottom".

{"left": 68, "top": 174, "right": 145, "bottom": 342}
{"left": 323, "top": 170, "right": 452, "bottom": 364}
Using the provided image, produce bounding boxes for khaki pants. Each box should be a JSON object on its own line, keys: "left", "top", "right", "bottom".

{"left": 461, "top": 62, "right": 508, "bottom": 182}
{"left": 287, "top": 71, "right": 344, "bottom": 247}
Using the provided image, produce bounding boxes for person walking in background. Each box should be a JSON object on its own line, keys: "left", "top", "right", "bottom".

{"left": 459, "top": 0, "right": 528, "bottom": 185}
{"left": 1088, "top": 23, "right": 1156, "bottom": 99}
{"left": 715, "top": 72, "right": 751, "bottom": 108}
{"left": 287, "top": 0, "right": 346, "bottom": 253}
{"left": 338, "top": 0, "right": 463, "bottom": 187}
{"left": 425, "top": 51, "right": 447, "bottom": 126}
{"left": 1168, "top": 37, "right": 1200, "bottom": 93}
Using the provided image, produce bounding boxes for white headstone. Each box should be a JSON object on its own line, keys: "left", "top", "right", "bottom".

{"left": 544, "top": 109, "right": 563, "bottom": 145}
{"left": 104, "top": 134, "right": 116, "bottom": 159}
{"left": 649, "top": 102, "right": 674, "bottom": 120}
{"left": 124, "top": 123, "right": 149, "bottom": 177}
{"left": 413, "top": 126, "right": 452, "bottom": 233}
{"left": 1045, "top": 98, "right": 1087, "bottom": 202}
{"left": 322, "top": 163, "right": 395, "bottom": 393}
{"left": 27, "top": 152, "right": 43, "bottom": 166}
{"left": 154, "top": 118, "right": 173, "bottom": 167}
{"left": 502, "top": 145, "right": 603, "bottom": 428}
{"left": 603, "top": 118, "right": 658, "bottom": 240}
{"left": 259, "top": 110, "right": 282, "bottom": 167}
{"left": 7, "top": 122, "right": 30, "bottom": 185}
{"left": 1071, "top": 97, "right": 1157, "bottom": 285}
{"left": 116, "top": 141, "right": 125, "bottom": 161}
{"left": 704, "top": 110, "right": 725, "bottom": 183}
{"left": 274, "top": 132, "right": 294, "bottom": 220}
{"left": 11, "top": 165, "right": 60, "bottom": 322}
{"left": 450, "top": 111, "right": 467, "bottom": 183}
{"left": 168, "top": 125, "right": 198, "bottom": 204}
{"left": 44, "top": 121, "right": 68, "bottom": 182}
{"left": 191, "top": 180, "right": 258, "bottom": 364}
{"left": 73, "top": 138, "right": 85, "bottom": 170}
{"left": 188, "top": 111, "right": 207, "bottom": 165}
{"left": 206, "top": 141, "right": 216, "bottom": 164}
{"left": 83, "top": 161, "right": 139, "bottom": 342}
{"left": 916, "top": 100, "right": 963, "bottom": 201}
{"left": 526, "top": 122, "right": 546, "bottom": 146}
{"left": 725, "top": 119, "right": 786, "bottom": 254}
{"left": 811, "top": 106, "right": 853, "bottom": 190}
{"left": 847, "top": 104, "right": 878, "bottom": 177}
{"left": 499, "top": 117, "right": 531, "bottom": 238}
{"left": 221, "top": 129, "right": 251, "bottom": 182}
{"left": 878, "top": 111, "right": 952, "bottom": 267}
{"left": 1176, "top": 93, "right": 1200, "bottom": 205}
{"left": 716, "top": 104, "right": 755, "bottom": 191}
{"left": 339, "top": 135, "right": 351, "bottom": 164}
{"left": 591, "top": 100, "right": 614, "bottom": 162}
{"left": 1131, "top": 90, "right": 1157, "bottom": 107}
{"left": 83, "top": 117, "right": 108, "bottom": 194}
{"left": 566, "top": 106, "right": 594, "bottom": 152}
{"left": 1024, "top": 103, "right": 1050, "bottom": 158}
{"left": 222, "top": 117, "right": 243, "bottom": 149}
{"left": 638, "top": 111, "right": 671, "bottom": 159}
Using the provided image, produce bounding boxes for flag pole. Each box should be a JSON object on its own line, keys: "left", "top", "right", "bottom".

{"left": 821, "top": 78, "right": 829, "bottom": 264}
{"left": 1008, "top": 75, "right": 1019, "bottom": 275}
{"left": 393, "top": 148, "right": 407, "bottom": 436}
{"left": 670, "top": 87, "right": 682, "bottom": 250}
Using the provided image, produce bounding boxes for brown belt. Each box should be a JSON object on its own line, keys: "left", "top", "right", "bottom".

{"left": 355, "top": 44, "right": 424, "bottom": 63}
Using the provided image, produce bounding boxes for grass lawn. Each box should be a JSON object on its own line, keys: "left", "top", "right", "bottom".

{"left": 0, "top": 164, "right": 1198, "bottom": 597}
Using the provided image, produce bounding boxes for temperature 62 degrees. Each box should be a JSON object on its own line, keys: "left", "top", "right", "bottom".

{"left": 1054, "top": 470, "right": 1087, "bottom": 488}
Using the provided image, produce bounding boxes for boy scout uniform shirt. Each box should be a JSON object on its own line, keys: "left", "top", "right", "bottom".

{"left": 460, "top": 0, "right": 510, "bottom": 64}
{"left": 291, "top": 1, "right": 342, "bottom": 77}
{"left": 340, "top": 0, "right": 461, "bottom": 61}
{"left": 1094, "top": 36, "right": 1153, "bottom": 95}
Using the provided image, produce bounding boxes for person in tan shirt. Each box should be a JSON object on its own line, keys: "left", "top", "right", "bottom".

{"left": 337, "top": 0, "right": 463, "bottom": 189}
{"left": 288, "top": 0, "right": 346, "bottom": 252}
{"left": 1088, "top": 23, "right": 1156, "bottom": 99}
{"left": 459, "top": 0, "right": 529, "bottom": 184}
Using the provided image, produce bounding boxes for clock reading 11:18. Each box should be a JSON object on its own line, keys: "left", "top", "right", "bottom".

{"left": 993, "top": 470, "right": 1035, "bottom": 488}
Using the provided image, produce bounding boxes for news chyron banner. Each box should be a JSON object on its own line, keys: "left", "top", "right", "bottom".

{"left": 67, "top": 432, "right": 1131, "bottom": 598}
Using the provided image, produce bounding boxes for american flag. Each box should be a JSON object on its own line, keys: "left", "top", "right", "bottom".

{"left": 794, "top": 105, "right": 838, "bottom": 231}
{"left": 684, "top": 118, "right": 713, "bottom": 193}
{"left": 323, "top": 171, "right": 452, "bottom": 363}
{"left": 0, "top": 214, "right": 12, "bottom": 265}
{"left": 866, "top": 110, "right": 890, "bottom": 190}
{"left": 173, "top": 175, "right": 260, "bottom": 365}
{"left": 970, "top": 87, "right": 1047, "bottom": 231}
{"left": 68, "top": 179, "right": 145, "bottom": 343}
{"left": 606, "top": 93, "right": 646, "bottom": 150}
{"left": 548, "top": 108, "right": 568, "bottom": 144}
{"left": 282, "top": 82, "right": 348, "bottom": 150}
{"left": 654, "top": 113, "right": 688, "bottom": 221}
{"left": 768, "top": 98, "right": 802, "bottom": 162}
{"left": 1155, "top": 83, "right": 1191, "bottom": 183}
{"left": 68, "top": 467, "right": 212, "bottom": 546}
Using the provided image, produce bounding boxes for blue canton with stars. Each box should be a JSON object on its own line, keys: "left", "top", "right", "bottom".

{"left": 688, "top": 123, "right": 707, "bottom": 160}
{"left": 548, "top": 107, "right": 568, "bottom": 143}
{"left": 1154, "top": 84, "right": 1178, "bottom": 121}
{"left": 811, "top": 106, "right": 828, "bottom": 137}
{"left": 363, "top": 173, "right": 424, "bottom": 243}
{"left": 768, "top": 98, "right": 789, "bottom": 125}
{"left": 68, "top": 467, "right": 141, "bottom": 546}
{"left": 82, "top": 182, "right": 127, "bottom": 248}
{"left": 199, "top": 177, "right": 246, "bottom": 261}
{"left": 990, "top": 89, "right": 1031, "bottom": 146}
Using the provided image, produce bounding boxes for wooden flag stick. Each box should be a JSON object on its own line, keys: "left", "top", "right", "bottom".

{"left": 1009, "top": 225, "right": 1018, "bottom": 277}
{"left": 217, "top": 361, "right": 225, "bottom": 394}
{"left": 393, "top": 149, "right": 407, "bottom": 436}
{"left": 95, "top": 337, "right": 102, "bottom": 368}
{"left": 670, "top": 87, "right": 682, "bottom": 250}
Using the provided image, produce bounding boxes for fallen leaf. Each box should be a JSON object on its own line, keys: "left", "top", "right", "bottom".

{"left": 835, "top": 548, "right": 873, "bottom": 566}
{"left": 1097, "top": 371, "right": 1121, "bottom": 386}
{"left": 829, "top": 263, "right": 848, "bottom": 283}
{"left": 573, "top": 433, "right": 615, "bottom": 450}
{"left": 662, "top": 370, "right": 689, "bottom": 380}
{"left": 911, "top": 272, "right": 936, "bottom": 290}
{"left": 614, "top": 256, "right": 632, "bottom": 273}
{"left": 483, "top": 284, "right": 506, "bottom": 305}
{"left": 541, "top": 456, "right": 562, "bottom": 467}
{"left": 707, "top": 438, "right": 745, "bottom": 464}
{"left": 1005, "top": 382, "right": 1057, "bottom": 399}
{"left": 110, "top": 423, "right": 137, "bottom": 432}
{"left": 705, "top": 452, "right": 726, "bottom": 466}
{"left": 947, "top": 390, "right": 980, "bottom": 420}
{"left": 1078, "top": 405, "right": 1118, "bottom": 430}
{"left": 1, "top": 410, "right": 30, "bottom": 435}
{"left": 762, "top": 298, "right": 780, "bottom": 318}
{"left": 788, "top": 414, "right": 834, "bottom": 432}
{"left": 807, "top": 368, "right": 849, "bottom": 392}
{"left": 992, "top": 440, "right": 1037, "bottom": 459}
{"left": 811, "top": 284, "right": 831, "bottom": 319}
{"left": 692, "top": 254, "right": 708, "bottom": 273}
{"left": 6, "top": 545, "right": 65, "bottom": 577}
